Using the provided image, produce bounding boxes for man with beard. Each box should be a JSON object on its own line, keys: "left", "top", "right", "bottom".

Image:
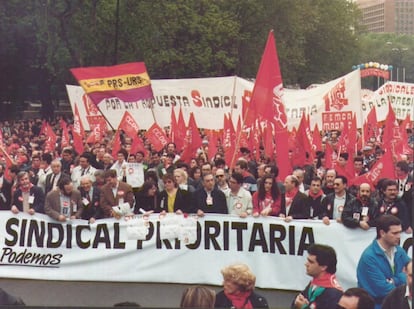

{"left": 342, "top": 183, "right": 379, "bottom": 230}
{"left": 44, "top": 176, "right": 83, "bottom": 222}
{"left": 378, "top": 179, "right": 411, "bottom": 233}
{"left": 322, "top": 169, "right": 336, "bottom": 195}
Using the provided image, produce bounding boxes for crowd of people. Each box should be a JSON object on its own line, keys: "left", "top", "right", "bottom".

{"left": 0, "top": 116, "right": 412, "bottom": 308}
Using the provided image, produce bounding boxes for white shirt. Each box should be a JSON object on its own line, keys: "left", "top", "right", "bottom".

{"left": 71, "top": 165, "right": 96, "bottom": 189}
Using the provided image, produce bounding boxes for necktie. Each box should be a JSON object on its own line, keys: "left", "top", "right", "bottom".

{"left": 51, "top": 174, "right": 56, "bottom": 187}
{"left": 81, "top": 169, "right": 85, "bottom": 176}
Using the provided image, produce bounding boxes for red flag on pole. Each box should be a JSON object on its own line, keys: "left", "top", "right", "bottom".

{"left": 222, "top": 114, "right": 237, "bottom": 168}
{"left": 350, "top": 150, "right": 396, "bottom": 187}
{"left": 145, "top": 123, "right": 170, "bottom": 152}
{"left": 70, "top": 62, "right": 154, "bottom": 105}
{"left": 363, "top": 107, "right": 378, "bottom": 144}
{"left": 73, "top": 104, "right": 85, "bottom": 154}
{"left": 382, "top": 102, "right": 403, "bottom": 159}
{"left": 312, "top": 123, "right": 323, "bottom": 153}
{"left": 44, "top": 123, "right": 57, "bottom": 154}
{"left": 60, "top": 119, "right": 70, "bottom": 148}
{"left": 180, "top": 113, "right": 203, "bottom": 163}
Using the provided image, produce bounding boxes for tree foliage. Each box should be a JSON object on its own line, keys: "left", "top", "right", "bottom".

{"left": 1, "top": 0, "right": 411, "bottom": 119}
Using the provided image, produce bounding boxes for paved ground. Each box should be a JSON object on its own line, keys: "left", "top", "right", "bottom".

{"left": 0, "top": 278, "right": 298, "bottom": 308}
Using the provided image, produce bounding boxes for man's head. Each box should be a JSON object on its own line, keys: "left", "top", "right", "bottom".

{"left": 78, "top": 153, "right": 92, "bottom": 169}
{"left": 305, "top": 244, "right": 337, "bottom": 277}
{"left": 324, "top": 169, "right": 336, "bottom": 187}
{"left": 292, "top": 169, "right": 305, "bottom": 185}
{"left": 229, "top": 172, "right": 243, "bottom": 193}
{"left": 51, "top": 159, "right": 62, "bottom": 175}
{"left": 17, "top": 171, "right": 31, "bottom": 190}
{"left": 395, "top": 161, "right": 410, "bottom": 179}
{"left": 61, "top": 148, "right": 73, "bottom": 162}
{"left": 31, "top": 155, "right": 41, "bottom": 169}
{"left": 257, "top": 164, "right": 266, "bottom": 179}
{"left": 338, "top": 153, "right": 349, "bottom": 167}
{"left": 215, "top": 168, "right": 226, "bottom": 185}
{"left": 333, "top": 176, "right": 347, "bottom": 195}
{"left": 41, "top": 153, "right": 53, "bottom": 166}
{"left": 284, "top": 175, "right": 299, "bottom": 193}
{"left": 381, "top": 179, "right": 398, "bottom": 201}
{"left": 58, "top": 176, "right": 74, "bottom": 197}
{"left": 310, "top": 177, "right": 322, "bottom": 194}
{"left": 80, "top": 175, "right": 93, "bottom": 192}
{"left": 116, "top": 149, "right": 128, "bottom": 163}
{"left": 358, "top": 183, "right": 371, "bottom": 202}
{"left": 201, "top": 163, "right": 212, "bottom": 176}
{"left": 353, "top": 156, "right": 364, "bottom": 172}
{"left": 202, "top": 173, "right": 215, "bottom": 191}
{"left": 105, "top": 169, "right": 119, "bottom": 188}
{"left": 376, "top": 215, "right": 402, "bottom": 248}
{"left": 337, "top": 288, "right": 374, "bottom": 309}
{"left": 234, "top": 160, "right": 248, "bottom": 174}
{"left": 166, "top": 142, "right": 176, "bottom": 154}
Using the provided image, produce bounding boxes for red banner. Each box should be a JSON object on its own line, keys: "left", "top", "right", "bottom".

{"left": 145, "top": 123, "right": 170, "bottom": 152}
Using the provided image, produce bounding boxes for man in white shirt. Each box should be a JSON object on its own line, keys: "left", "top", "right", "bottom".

{"left": 225, "top": 172, "right": 252, "bottom": 218}
{"left": 71, "top": 153, "right": 96, "bottom": 190}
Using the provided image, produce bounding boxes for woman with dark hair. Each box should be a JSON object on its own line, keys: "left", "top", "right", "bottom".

{"left": 252, "top": 174, "right": 284, "bottom": 217}
{"left": 156, "top": 174, "right": 193, "bottom": 214}
{"left": 188, "top": 166, "right": 202, "bottom": 189}
{"left": 134, "top": 180, "right": 160, "bottom": 213}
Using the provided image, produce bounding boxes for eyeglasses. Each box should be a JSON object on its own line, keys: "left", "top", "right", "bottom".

{"left": 216, "top": 175, "right": 225, "bottom": 178}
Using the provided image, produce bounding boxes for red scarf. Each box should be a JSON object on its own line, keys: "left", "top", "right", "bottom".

{"left": 224, "top": 291, "right": 253, "bottom": 309}
{"left": 285, "top": 187, "right": 298, "bottom": 199}
{"left": 21, "top": 183, "right": 33, "bottom": 193}
{"left": 311, "top": 273, "right": 342, "bottom": 290}
{"left": 308, "top": 190, "right": 323, "bottom": 200}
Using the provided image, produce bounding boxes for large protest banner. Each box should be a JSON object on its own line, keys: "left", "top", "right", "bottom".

{"left": 0, "top": 212, "right": 411, "bottom": 291}
{"left": 361, "top": 81, "right": 414, "bottom": 121}
{"left": 67, "top": 70, "right": 363, "bottom": 131}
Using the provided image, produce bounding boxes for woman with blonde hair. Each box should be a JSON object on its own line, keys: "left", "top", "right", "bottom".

{"left": 180, "top": 286, "right": 216, "bottom": 308}
{"left": 215, "top": 264, "right": 268, "bottom": 308}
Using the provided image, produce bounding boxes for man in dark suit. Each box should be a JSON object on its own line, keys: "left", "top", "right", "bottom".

{"left": 193, "top": 173, "right": 227, "bottom": 216}
{"left": 11, "top": 171, "right": 45, "bottom": 215}
{"left": 0, "top": 163, "right": 12, "bottom": 210}
{"left": 100, "top": 169, "right": 135, "bottom": 219}
{"left": 44, "top": 159, "right": 63, "bottom": 195}
{"left": 44, "top": 176, "right": 83, "bottom": 222}
{"left": 280, "top": 175, "right": 309, "bottom": 222}
{"left": 79, "top": 175, "right": 102, "bottom": 223}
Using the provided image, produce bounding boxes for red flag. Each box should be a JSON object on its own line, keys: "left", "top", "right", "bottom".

{"left": 60, "top": 119, "right": 70, "bottom": 148}
{"left": 180, "top": 113, "right": 203, "bottom": 163}
{"left": 222, "top": 114, "right": 237, "bottom": 168}
{"left": 350, "top": 150, "right": 396, "bottom": 187}
{"left": 206, "top": 130, "right": 219, "bottom": 162}
{"left": 263, "top": 122, "right": 274, "bottom": 160}
{"left": 324, "top": 142, "right": 336, "bottom": 169}
{"left": 312, "top": 123, "right": 323, "bottom": 153}
{"left": 0, "top": 129, "right": 3, "bottom": 147}
{"left": 273, "top": 122, "right": 291, "bottom": 180}
{"left": 73, "top": 104, "right": 85, "bottom": 154}
{"left": 170, "top": 106, "right": 178, "bottom": 140}
{"left": 44, "top": 123, "right": 57, "bottom": 154}
{"left": 145, "top": 123, "right": 170, "bottom": 152}
{"left": 246, "top": 30, "right": 287, "bottom": 129}
{"left": 39, "top": 120, "right": 47, "bottom": 136}
{"left": 111, "top": 130, "right": 122, "bottom": 159}
{"left": 171, "top": 107, "right": 186, "bottom": 151}
{"left": 118, "top": 111, "right": 140, "bottom": 139}
{"left": 291, "top": 116, "right": 313, "bottom": 167}
{"left": 130, "top": 135, "right": 147, "bottom": 156}
{"left": 70, "top": 62, "right": 153, "bottom": 105}
{"left": 363, "top": 107, "right": 378, "bottom": 144}
{"left": 382, "top": 102, "right": 403, "bottom": 159}
{"left": 87, "top": 116, "right": 108, "bottom": 143}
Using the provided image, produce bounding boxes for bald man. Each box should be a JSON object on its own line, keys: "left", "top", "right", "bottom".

{"left": 341, "top": 183, "right": 379, "bottom": 230}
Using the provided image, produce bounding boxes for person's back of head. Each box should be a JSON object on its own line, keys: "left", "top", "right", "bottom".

{"left": 180, "top": 286, "right": 215, "bottom": 308}
{"left": 339, "top": 287, "right": 375, "bottom": 309}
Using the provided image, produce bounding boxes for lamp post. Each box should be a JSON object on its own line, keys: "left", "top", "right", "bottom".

{"left": 387, "top": 42, "right": 408, "bottom": 82}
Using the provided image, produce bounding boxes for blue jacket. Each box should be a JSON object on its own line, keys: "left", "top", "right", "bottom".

{"left": 357, "top": 239, "right": 410, "bottom": 308}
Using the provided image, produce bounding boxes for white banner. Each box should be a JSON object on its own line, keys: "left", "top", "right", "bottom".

{"left": 67, "top": 77, "right": 250, "bottom": 130}
{"left": 67, "top": 71, "right": 363, "bottom": 131}
{"left": 361, "top": 81, "right": 414, "bottom": 122}
{"left": 0, "top": 212, "right": 411, "bottom": 291}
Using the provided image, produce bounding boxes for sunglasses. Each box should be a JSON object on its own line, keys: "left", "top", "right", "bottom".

{"left": 216, "top": 175, "right": 225, "bottom": 178}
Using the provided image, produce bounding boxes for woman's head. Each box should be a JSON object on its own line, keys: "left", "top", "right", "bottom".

{"left": 174, "top": 168, "right": 188, "bottom": 185}
{"left": 221, "top": 263, "right": 256, "bottom": 293}
{"left": 180, "top": 286, "right": 215, "bottom": 308}
{"left": 142, "top": 181, "right": 157, "bottom": 196}
{"left": 162, "top": 174, "right": 177, "bottom": 190}
{"left": 258, "top": 174, "right": 280, "bottom": 200}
